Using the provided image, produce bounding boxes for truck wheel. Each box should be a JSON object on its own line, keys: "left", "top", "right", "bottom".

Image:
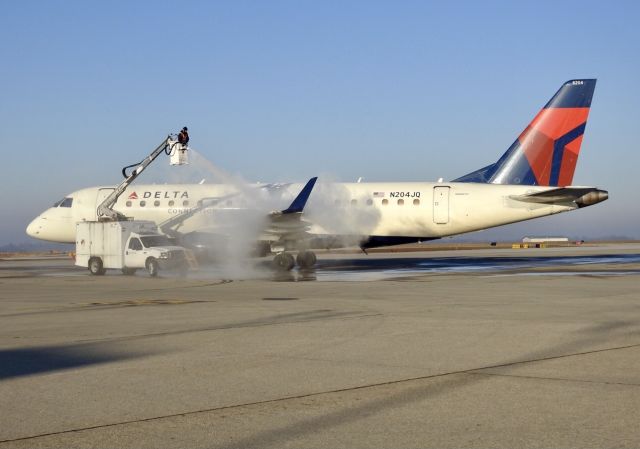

{"left": 146, "top": 258, "right": 159, "bottom": 277}
{"left": 122, "top": 268, "right": 137, "bottom": 276}
{"left": 88, "top": 257, "right": 105, "bottom": 276}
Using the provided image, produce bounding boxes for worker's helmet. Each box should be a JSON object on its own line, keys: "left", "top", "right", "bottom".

{"left": 182, "top": 126, "right": 188, "bottom": 131}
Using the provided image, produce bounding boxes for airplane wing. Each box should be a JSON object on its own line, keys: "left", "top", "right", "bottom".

{"left": 159, "top": 177, "right": 319, "bottom": 253}
{"left": 510, "top": 187, "right": 608, "bottom": 208}
{"left": 158, "top": 193, "right": 240, "bottom": 237}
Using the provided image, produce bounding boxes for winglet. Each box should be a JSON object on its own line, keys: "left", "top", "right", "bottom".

{"left": 281, "top": 177, "right": 318, "bottom": 214}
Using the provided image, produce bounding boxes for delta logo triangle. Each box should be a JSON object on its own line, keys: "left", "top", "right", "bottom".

{"left": 128, "top": 192, "right": 138, "bottom": 200}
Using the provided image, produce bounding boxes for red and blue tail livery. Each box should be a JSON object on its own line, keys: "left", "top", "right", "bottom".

{"left": 455, "top": 79, "right": 596, "bottom": 186}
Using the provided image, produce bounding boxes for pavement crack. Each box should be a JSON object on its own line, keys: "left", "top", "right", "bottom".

{"left": 64, "top": 312, "right": 385, "bottom": 345}
{"left": 467, "top": 371, "right": 640, "bottom": 387}
{"left": 3, "top": 340, "right": 640, "bottom": 445}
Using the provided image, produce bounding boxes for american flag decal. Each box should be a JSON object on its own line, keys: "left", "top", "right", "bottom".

{"left": 373, "top": 192, "right": 385, "bottom": 198}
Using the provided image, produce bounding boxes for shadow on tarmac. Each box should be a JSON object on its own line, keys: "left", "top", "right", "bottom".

{"left": 0, "top": 310, "right": 373, "bottom": 381}
{"left": 222, "top": 319, "right": 640, "bottom": 449}
{"left": 0, "top": 342, "right": 150, "bottom": 380}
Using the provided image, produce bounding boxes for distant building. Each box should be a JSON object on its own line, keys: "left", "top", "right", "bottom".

{"left": 522, "top": 237, "right": 569, "bottom": 243}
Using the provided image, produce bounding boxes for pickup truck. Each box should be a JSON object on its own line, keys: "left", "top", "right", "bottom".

{"left": 75, "top": 220, "right": 188, "bottom": 276}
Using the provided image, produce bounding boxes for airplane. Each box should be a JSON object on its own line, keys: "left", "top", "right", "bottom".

{"left": 26, "top": 79, "right": 608, "bottom": 269}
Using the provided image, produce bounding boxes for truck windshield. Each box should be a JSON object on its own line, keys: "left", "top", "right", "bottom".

{"left": 140, "top": 236, "right": 172, "bottom": 248}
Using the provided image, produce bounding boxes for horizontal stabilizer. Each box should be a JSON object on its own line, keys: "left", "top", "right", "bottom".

{"left": 510, "top": 187, "right": 608, "bottom": 207}
{"left": 280, "top": 177, "right": 318, "bottom": 214}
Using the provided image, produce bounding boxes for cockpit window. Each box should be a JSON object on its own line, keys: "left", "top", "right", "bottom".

{"left": 53, "top": 197, "right": 73, "bottom": 207}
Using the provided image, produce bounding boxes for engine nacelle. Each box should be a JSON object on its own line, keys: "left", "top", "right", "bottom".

{"left": 575, "top": 190, "right": 608, "bottom": 207}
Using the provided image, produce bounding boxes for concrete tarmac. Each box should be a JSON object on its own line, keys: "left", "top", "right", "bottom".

{"left": 1, "top": 245, "right": 639, "bottom": 448}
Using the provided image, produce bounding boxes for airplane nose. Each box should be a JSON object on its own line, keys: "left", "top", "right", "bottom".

{"left": 26, "top": 217, "right": 43, "bottom": 238}
{"left": 25, "top": 209, "right": 75, "bottom": 243}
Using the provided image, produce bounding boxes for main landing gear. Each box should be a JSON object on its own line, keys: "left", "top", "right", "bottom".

{"left": 272, "top": 250, "right": 317, "bottom": 271}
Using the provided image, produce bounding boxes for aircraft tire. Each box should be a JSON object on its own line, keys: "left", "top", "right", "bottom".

{"left": 296, "top": 251, "right": 317, "bottom": 269}
{"left": 273, "top": 253, "right": 295, "bottom": 271}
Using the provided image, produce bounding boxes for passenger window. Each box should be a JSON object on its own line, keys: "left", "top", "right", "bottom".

{"left": 351, "top": 199, "right": 358, "bottom": 206}
{"left": 168, "top": 200, "right": 175, "bottom": 207}
{"left": 60, "top": 198, "right": 73, "bottom": 207}
{"left": 126, "top": 201, "right": 132, "bottom": 207}
{"left": 183, "top": 200, "right": 189, "bottom": 207}
{"left": 140, "top": 200, "right": 146, "bottom": 207}
{"left": 154, "top": 200, "right": 160, "bottom": 207}
{"left": 128, "top": 238, "right": 142, "bottom": 251}
{"left": 413, "top": 199, "right": 420, "bottom": 206}
{"left": 382, "top": 199, "right": 389, "bottom": 206}
{"left": 366, "top": 199, "right": 373, "bottom": 206}
{"left": 397, "top": 199, "right": 404, "bottom": 206}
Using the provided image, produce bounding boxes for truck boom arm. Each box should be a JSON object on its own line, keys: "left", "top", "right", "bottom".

{"left": 97, "top": 136, "right": 182, "bottom": 221}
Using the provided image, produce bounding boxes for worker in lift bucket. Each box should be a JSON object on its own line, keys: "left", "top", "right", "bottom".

{"left": 178, "top": 127, "right": 189, "bottom": 147}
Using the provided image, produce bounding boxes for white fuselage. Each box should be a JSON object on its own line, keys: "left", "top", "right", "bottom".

{"left": 26, "top": 182, "right": 575, "bottom": 244}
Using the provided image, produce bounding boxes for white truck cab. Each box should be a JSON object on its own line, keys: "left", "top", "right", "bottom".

{"left": 75, "top": 220, "right": 188, "bottom": 276}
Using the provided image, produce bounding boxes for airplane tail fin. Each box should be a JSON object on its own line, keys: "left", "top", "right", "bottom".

{"left": 454, "top": 79, "right": 596, "bottom": 186}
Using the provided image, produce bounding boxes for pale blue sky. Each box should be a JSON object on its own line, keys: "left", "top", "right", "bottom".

{"left": 2, "top": 0, "right": 639, "bottom": 244}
